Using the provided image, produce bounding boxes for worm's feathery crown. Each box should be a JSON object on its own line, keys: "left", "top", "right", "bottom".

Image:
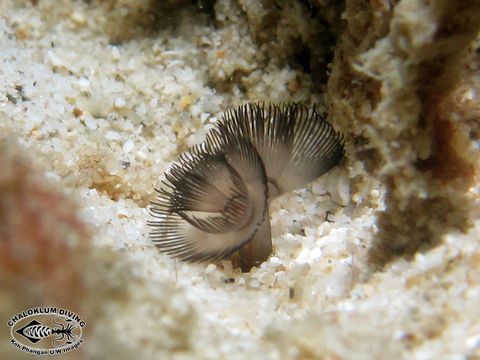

{"left": 218, "top": 103, "right": 344, "bottom": 196}
{"left": 148, "top": 136, "right": 268, "bottom": 262}
{"left": 148, "top": 102, "right": 344, "bottom": 268}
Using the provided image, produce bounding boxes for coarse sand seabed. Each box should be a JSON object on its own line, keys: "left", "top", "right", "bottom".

{"left": 1, "top": 1, "right": 480, "bottom": 359}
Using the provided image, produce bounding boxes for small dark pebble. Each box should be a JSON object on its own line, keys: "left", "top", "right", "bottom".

{"left": 289, "top": 287, "right": 295, "bottom": 299}
{"left": 325, "top": 210, "right": 334, "bottom": 223}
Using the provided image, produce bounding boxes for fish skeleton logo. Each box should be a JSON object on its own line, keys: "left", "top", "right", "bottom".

{"left": 16, "top": 317, "right": 78, "bottom": 345}
{"left": 8, "top": 307, "right": 85, "bottom": 356}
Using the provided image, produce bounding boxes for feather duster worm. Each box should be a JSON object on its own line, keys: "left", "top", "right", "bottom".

{"left": 148, "top": 103, "right": 344, "bottom": 271}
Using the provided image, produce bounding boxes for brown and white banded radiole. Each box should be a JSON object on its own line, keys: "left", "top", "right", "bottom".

{"left": 148, "top": 103, "right": 344, "bottom": 271}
